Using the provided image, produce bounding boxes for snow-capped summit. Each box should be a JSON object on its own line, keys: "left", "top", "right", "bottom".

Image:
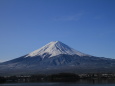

{"left": 26, "top": 41, "right": 89, "bottom": 58}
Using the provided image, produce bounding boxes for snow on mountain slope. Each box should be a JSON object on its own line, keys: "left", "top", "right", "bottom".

{"left": 26, "top": 41, "right": 90, "bottom": 58}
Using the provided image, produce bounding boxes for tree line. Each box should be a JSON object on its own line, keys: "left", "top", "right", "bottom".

{"left": 1, "top": 73, "right": 115, "bottom": 83}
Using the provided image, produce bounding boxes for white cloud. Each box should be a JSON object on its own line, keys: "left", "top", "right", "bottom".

{"left": 54, "top": 12, "right": 84, "bottom": 21}
{"left": 94, "top": 15, "right": 101, "bottom": 20}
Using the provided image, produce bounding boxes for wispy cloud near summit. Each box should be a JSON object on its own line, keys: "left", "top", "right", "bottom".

{"left": 54, "top": 12, "right": 84, "bottom": 21}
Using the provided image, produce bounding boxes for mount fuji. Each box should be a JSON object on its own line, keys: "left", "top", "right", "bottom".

{"left": 0, "top": 41, "right": 115, "bottom": 75}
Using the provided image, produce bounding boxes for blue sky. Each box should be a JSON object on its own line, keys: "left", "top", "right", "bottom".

{"left": 0, "top": 0, "right": 115, "bottom": 62}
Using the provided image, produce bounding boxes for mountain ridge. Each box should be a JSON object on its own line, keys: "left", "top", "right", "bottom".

{"left": 0, "top": 41, "right": 115, "bottom": 75}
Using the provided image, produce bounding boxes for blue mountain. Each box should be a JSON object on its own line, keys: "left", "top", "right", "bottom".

{"left": 0, "top": 41, "right": 115, "bottom": 75}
